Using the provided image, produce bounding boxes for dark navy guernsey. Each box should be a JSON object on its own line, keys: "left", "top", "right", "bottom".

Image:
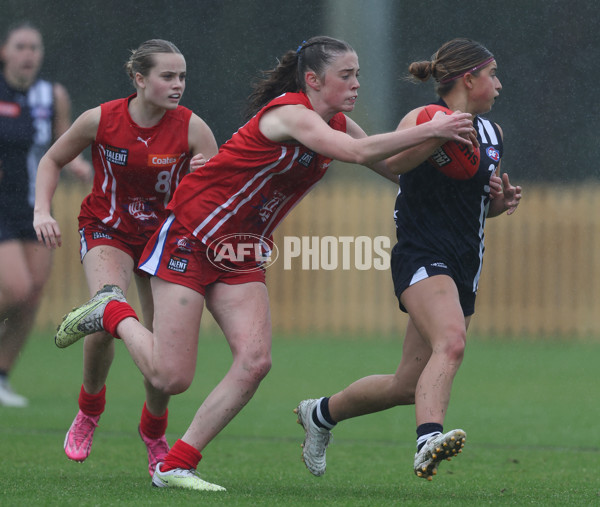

{"left": 0, "top": 73, "right": 54, "bottom": 238}
{"left": 392, "top": 99, "right": 504, "bottom": 304}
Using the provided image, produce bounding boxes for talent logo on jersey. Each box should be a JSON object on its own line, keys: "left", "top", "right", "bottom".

{"left": 297, "top": 151, "right": 315, "bottom": 168}
{"left": 167, "top": 255, "right": 188, "bottom": 273}
{"left": 105, "top": 145, "right": 129, "bottom": 166}
{"left": 207, "top": 233, "right": 279, "bottom": 272}
{"left": 486, "top": 146, "right": 500, "bottom": 162}
{"left": 0, "top": 101, "right": 20, "bottom": 117}
{"left": 148, "top": 153, "right": 180, "bottom": 166}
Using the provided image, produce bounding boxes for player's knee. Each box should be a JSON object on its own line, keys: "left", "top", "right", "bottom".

{"left": 242, "top": 352, "right": 272, "bottom": 386}
{"left": 390, "top": 377, "right": 417, "bottom": 405}
{"left": 444, "top": 327, "right": 466, "bottom": 363}
{"left": 3, "top": 279, "right": 35, "bottom": 307}
{"left": 152, "top": 369, "right": 194, "bottom": 395}
{"left": 250, "top": 354, "right": 272, "bottom": 383}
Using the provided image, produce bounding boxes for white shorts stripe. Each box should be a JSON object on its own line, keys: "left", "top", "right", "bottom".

{"left": 138, "top": 214, "right": 176, "bottom": 275}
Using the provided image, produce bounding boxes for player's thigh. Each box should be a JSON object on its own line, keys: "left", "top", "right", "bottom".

{"left": 134, "top": 274, "right": 154, "bottom": 330}
{"left": 150, "top": 276, "right": 205, "bottom": 374}
{"left": 0, "top": 241, "right": 36, "bottom": 299}
{"left": 82, "top": 245, "right": 135, "bottom": 295}
{"left": 205, "top": 281, "right": 272, "bottom": 358}
{"left": 400, "top": 274, "right": 466, "bottom": 349}
{"left": 22, "top": 240, "right": 53, "bottom": 289}
{"left": 0, "top": 241, "right": 28, "bottom": 286}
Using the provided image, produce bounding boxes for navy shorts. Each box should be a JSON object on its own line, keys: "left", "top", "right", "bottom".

{"left": 390, "top": 243, "right": 476, "bottom": 317}
{"left": 0, "top": 205, "right": 37, "bottom": 242}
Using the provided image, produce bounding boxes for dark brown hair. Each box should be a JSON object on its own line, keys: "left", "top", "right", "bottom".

{"left": 408, "top": 38, "right": 493, "bottom": 96}
{"left": 244, "top": 35, "right": 355, "bottom": 120}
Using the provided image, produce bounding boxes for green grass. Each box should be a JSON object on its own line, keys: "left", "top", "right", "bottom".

{"left": 1, "top": 332, "right": 599, "bottom": 505}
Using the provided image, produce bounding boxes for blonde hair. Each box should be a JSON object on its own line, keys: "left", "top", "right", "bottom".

{"left": 125, "top": 39, "right": 182, "bottom": 84}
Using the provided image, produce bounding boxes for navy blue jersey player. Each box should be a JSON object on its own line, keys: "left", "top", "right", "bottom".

{"left": 392, "top": 97, "right": 504, "bottom": 316}
{"left": 0, "top": 22, "right": 91, "bottom": 406}
{"left": 294, "top": 38, "right": 521, "bottom": 482}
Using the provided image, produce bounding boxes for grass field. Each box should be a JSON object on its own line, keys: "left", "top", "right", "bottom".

{"left": 1, "top": 330, "right": 599, "bottom": 506}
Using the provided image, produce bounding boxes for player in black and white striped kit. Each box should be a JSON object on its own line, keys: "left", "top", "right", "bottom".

{"left": 392, "top": 101, "right": 505, "bottom": 314}
{"left": 0, "top": 22, "right": 91, "bottom": 406}
{"left": 295, "top": 38, "right": 521, "bottom": 481}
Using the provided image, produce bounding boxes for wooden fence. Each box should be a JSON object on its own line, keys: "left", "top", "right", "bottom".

{"left": 35, "top": 181, "right": 600, "bottom": 338}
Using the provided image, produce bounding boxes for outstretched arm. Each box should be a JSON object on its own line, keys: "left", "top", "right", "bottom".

{"left": 344, "top": 117, "right": 398, "bottom": 183}
{"left": 259, "top": 104, "right": 475, "bottom": 166}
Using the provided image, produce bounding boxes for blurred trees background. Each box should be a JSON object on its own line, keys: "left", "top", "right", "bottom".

{"left": 3, "top": 0, "right": 599, "bottom": 183}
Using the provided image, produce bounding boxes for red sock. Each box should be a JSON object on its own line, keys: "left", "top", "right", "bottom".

{"left": 139, "top": 402, "right": 168, "bottom": 439}
{"left": 160, "top": 439, "right": 202, "bottom": 472}
{"left": 103, "top": 301, "right": 138, "bottom": 338}
{"left": 78, "top": 384, "right": 106, "bottom": 416}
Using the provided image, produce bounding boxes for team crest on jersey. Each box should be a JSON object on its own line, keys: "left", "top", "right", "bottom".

{"left": 105, "top": 145, "right": 129, "bottom": 166}
{"left": 128, "top": 199, "right": 158, "bottom": 222}
{"left": 175, "top": 236, "right": 194, "bottom": 253}
{"left": 297, "top": 151, "right": 315, "bottom": 168}
{"left": 256, "top": 190, "right": 286, "bottom": 223}
{"left": 486, "top": 146, "right": 500, "bottom": 162}
{"left": 167, "top": 255, "right": 188, "bottom": 273}
{"left": 148, "top": 153, "right": 180, "bottom": 166}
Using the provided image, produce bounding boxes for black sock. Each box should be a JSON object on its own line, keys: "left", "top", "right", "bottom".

{"left": 416, "top": 422, "right": 443, "bottom": 451}
{"left": 311, "top": 397, "right": 336, "bottom": 430}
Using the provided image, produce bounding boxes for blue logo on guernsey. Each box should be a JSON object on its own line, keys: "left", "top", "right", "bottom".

{"left": 105, "top": 145, "right": 129, "bottom": 166}
{"left": 486, "top": 146, "right": 500, "bottom": 162}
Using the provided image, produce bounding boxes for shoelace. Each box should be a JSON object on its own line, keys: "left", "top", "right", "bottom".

{"left": 72, "top": 414, "right": 98, "bottom": 445}
{"left": 146, "top": 436, "right": 169, "bottom": 458}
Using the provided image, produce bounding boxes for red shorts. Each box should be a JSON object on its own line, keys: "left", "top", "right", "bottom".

{"left": 78, "top": 218, "right": 151, "bottom": 277}
{"left": 138, "top": 214, "right": 266, "bottom": 295}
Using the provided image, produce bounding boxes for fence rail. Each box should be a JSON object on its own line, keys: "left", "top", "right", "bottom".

{"left": 35, "top": 181, "right": 600, "bottom": 339}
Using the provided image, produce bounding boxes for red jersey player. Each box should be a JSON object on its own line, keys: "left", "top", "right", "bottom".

{"left": 52, "top": 36, "right": 474, "bottom": 491}
{"left": 34, "top": 39, "right": 218, "bottom": 477}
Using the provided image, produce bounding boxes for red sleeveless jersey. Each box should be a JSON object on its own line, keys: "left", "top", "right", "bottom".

{"left": 79, "top": 94, "right": 192, "bottom": 237}
{"left": 168, "top": 92, "right": 346, "bottom": 249}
